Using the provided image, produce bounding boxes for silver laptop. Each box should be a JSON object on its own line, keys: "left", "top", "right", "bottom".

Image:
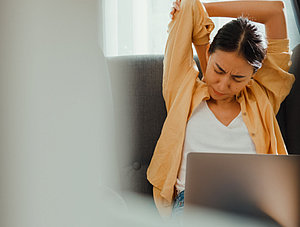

{"left": 184, "top": 153, "right": 300, "bottom": 227}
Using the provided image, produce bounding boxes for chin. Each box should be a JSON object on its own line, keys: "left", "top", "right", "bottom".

{"left": 210, "top": 95, "right": 227, "bottom": 101}
{"left": 209, "top": 91, "right": 234, "bottom": 102}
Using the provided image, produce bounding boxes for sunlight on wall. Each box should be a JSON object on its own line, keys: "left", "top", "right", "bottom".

{"left": 102, "top": 0, "right": 300, "bottom": 56}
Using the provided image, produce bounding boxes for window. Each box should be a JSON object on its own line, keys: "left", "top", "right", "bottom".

{"left": 102, "top": 0, "right": 300, "bottom": 56}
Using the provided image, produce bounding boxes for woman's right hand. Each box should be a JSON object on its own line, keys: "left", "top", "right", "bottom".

{"left": 170, "top": 0, "right": 181, "bottom": 19}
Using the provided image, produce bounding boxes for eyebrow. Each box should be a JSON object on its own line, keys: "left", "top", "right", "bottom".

{"left": 215, "top": 63, "right": 246, "bottom": 78}
{"left": 215, "top": 63, "right": 227, "bottom": 74}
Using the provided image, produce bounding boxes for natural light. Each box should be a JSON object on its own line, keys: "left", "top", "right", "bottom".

{"left": 102, "top": 0, "right": 300, "bottom": 56}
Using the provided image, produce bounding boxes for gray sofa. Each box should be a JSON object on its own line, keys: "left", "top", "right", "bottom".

{"left": 107, "top": 44, "right": 299, "bottom": 198}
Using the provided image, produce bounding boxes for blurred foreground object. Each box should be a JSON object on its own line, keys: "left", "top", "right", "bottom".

{"left": 0, "top": 0, "right": 121, "bottom": 226}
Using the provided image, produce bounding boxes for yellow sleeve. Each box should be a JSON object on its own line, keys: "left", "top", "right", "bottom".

{"left": 152, "top": 186, "right": 173, "bottom": 217}
{"left": 163, "top": 0, "right": 214, "bottom": 112}
{"left": 253, "top": 39, "right": 295, "bottom": 114}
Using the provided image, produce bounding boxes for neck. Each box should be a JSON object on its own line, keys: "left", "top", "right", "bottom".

{"left": 209, "top": 97, "right": 237, "bottom": 107}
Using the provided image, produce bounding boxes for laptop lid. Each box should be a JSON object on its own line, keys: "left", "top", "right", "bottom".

{"left": 184, "top": 153, "right": 300, "bottom": 227}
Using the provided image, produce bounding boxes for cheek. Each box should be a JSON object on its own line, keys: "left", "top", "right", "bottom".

{"left": 232, "top": 82, "right": 249, "bottom": 93}
{"left": 204, "top": 69, "right": 217, "bottom": 84}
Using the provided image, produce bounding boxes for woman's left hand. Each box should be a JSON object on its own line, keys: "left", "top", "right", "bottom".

{"left": 170, "top": 0, "right": 181, "bottom": 19}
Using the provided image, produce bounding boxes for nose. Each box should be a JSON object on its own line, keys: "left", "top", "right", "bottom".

{"left": 217, "top": 75, "right": 231, "bottom": 92}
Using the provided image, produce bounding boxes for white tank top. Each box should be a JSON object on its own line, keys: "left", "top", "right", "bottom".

{"left": 175, "top": 101, "right": 256, "bottom": 193}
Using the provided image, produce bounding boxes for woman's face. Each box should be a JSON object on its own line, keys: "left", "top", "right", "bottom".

{"left": 204, "top": 50, "right": 254, "bottom": 103}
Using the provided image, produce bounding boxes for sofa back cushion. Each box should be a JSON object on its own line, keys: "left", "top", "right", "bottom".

{"left": 107, "top": 55, "right": 166, "bottom": 196}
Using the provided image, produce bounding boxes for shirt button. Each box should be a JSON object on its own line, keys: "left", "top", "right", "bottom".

{"left": 251, "top": 133, "right": 255, "bottom": 137}
{"left": 242, "top": 112, "right": 247, "bottom": 116}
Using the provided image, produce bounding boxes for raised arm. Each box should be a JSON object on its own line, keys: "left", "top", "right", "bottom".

{"left": 203, "top": 1, "right": 287, "bottom": 39}
{"left": 202, "top": 1, "right": 294, "bottom": 114}
{"left": 185, "top": 1, "right": 286, "bottom": 83}
{"left": 163, "top": 0, "right": 214, "bottom": 111}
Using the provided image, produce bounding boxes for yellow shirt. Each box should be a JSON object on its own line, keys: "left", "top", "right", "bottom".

{"left": 147, "top": 0, "right": 295, "bottom": 216}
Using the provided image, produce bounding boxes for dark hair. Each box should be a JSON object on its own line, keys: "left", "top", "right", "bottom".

{"left": 209, "top": 17, "right": 266, "bottom": 73}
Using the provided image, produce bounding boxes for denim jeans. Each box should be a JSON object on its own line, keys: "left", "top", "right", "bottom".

{"left": 172, "top": 190, "right": 185, "bottom": 218}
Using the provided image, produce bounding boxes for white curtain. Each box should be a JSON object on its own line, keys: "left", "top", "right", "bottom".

{"left": 102, "top": 0, "right": 171, "bottom": 56}
{"left": 102, "top": 0, "right": 300, "bottom": 57}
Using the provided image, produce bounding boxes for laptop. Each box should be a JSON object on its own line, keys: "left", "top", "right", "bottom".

{"left": 184, "top": 153, "right": 300, "bottom": 227}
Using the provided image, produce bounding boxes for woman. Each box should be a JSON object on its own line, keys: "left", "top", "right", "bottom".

{"left": 147, "top": 0, "right": 295, "bottom": 219}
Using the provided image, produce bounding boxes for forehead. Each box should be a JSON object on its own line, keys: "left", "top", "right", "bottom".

{"left": 210, "top": 50, "right": 253, "bottom": 75}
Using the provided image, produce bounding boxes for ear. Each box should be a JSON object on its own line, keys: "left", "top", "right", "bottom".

{"left": 206, "top": 45, "right": 210, "bottom": 62}
{"left": 201, "top": 45, "right": 211, "bottom": 82}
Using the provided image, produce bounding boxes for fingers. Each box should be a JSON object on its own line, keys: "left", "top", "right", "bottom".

{"left": 173, "top": 1, "right": 180, "bottom": 11}
{"left": 170, "top": 8, "right": 176, "bottom": 19}
{"left": 170, "top": 0, "right": 181, "bottom": 19}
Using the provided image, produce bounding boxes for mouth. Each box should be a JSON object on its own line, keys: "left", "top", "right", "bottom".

{"left": 212, "top": 88, "right": 225, "bottom": 96}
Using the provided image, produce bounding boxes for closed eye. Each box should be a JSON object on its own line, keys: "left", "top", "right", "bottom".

{"left": 214, "top": 69, "right": 224, "bottom": 74}
{"left": 232, "top": 76, "right": 246, "bottom": 82}
{"left": 215, "top": 63, "right": 227, "bottom": 74}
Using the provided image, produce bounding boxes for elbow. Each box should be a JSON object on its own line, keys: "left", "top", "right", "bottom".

{"left": 277, "top": 1, "right": 285, "bottom": 9}
{"left": 265, "top": 0, "right": 287, "bottom": 39}
{"left": 259, "top": 1, "right": 285, "bottom": 25}
{"left": 272, "top": 1, "right": 285, "bottom": 15}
